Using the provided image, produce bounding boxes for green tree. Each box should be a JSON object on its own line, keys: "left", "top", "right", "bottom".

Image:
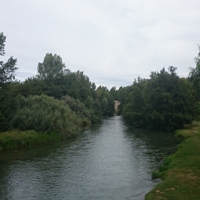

{"left": 123, "top": 78, "right": 147, "bottom": 127}
{"left": 0, "top": 83, "right": 17, "bottom": 131}
{"left": 0, "top": 33, "right": 17, "bottom": 85}
{"left": 61, "top": 95, "right": 91, "bottom": 127}
{"left": 0, "top": 33, "right": 18, "bottom": 131}
{"left": 101, "top": 97, "right": 109, "bottom": 116}
{"left": 122, "top": 67, "right": 194, "bottom": 131}
{"left": 188, "top": 47, "right": 200, "bottom": 118}
{"left": 145, "top": 67, "right": 193, "bottom": 131}
{"left": 189, "top": 47, "right": 200, "bottom": 94}
{"left": 37, "top": 53, "right": 66, "bottom": 80}
{"left": 95, "top": 86, "right": 114, "bottom": 117}
{"left": 110, "top": 86, "right": 119, "bottom": 100}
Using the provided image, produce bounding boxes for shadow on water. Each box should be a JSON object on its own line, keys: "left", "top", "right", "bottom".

{"left": 126, "top": 126, "right": 180, "bottom": 149}
{"left": 0, "top": 122, "right": 102, "bottom": 163}
{"left": 124, "top": 125, "right": 180, "bottom": 164}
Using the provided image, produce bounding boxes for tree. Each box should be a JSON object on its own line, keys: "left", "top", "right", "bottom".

{"left": 123, "top": 78, "right": 147, "bottom": 127}
{"left": 188, "top": 47, "right": 200, "bottom": 119}
{"left": 0, "top": 83, "right": 18, "bottom": 131}
{"left": 189, "top": 48, "right": 200, "bottom": 100}
{"left": 0, "top": 33, "right": 17, "bottom": 85}
{"left": 110, "top": 86, "right": 117, "bottom": 100}
{"left": 37, "top": 53, "right": 66, "bottom": 80}
{"left": 122, "top": 67, "right": 194, "bottom": 131}
{"left": 145, "top": 67, "right": 193, "bottom": 131}
{"left": 0, "top": 33, "right": 18, "bottom": 131}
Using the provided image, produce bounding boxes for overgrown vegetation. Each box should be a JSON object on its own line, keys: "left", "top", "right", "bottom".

{"left": 0, "top": 130, "right": 61, "bottom": 151}
{"left": 11, "top": 95, "right": 83, "bottom": 137}
{"left": 122, "top": 67, "right": 194, "bottom": 131}
{"left": 145, "top": 122, "right": 200, "bottom": 200}
{"left": 0, "top": 33, "right": 18, "bottom": 131}
{"left": 0, "top": 32, "right": 116, "bottom": 150}
{"left": 1, "top": 33, "right": 200, "bottom": 136}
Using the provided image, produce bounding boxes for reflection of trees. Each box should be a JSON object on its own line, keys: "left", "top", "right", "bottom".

{"left": 124, "top": 126, "right": 180, "bottom": 162}
{"left": 0, "top": 116, "right": 180, "bottom": 199}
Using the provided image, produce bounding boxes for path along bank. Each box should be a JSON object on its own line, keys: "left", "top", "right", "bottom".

{"left": 145, "top": 121, "right": 200, "bottom": 200}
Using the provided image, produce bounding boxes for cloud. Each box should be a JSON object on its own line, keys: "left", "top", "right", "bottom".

{"left": 1, "top": 0, "right": 200, "bottom": 88}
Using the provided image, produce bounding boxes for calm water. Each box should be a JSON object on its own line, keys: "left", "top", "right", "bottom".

{"left": 0, "top": 116, "right": 178, "bottom": 200}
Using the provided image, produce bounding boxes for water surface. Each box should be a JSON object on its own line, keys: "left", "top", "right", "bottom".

{"left": 0, "top": 116, "right": 178, "bottom": 200}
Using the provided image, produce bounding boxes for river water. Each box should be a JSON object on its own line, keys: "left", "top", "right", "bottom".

{"left": 0, "top": 116, "right": 178, "bottom": 200}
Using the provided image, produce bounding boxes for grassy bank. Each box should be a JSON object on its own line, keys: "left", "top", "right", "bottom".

{"left": 145, "top": 122, "right": 200, "bottom": 200}
{"left": 0, "top": 130, "right": 61, "bottom": 151}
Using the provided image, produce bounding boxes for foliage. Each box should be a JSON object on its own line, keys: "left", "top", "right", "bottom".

{"left": 14, "top": 56, "right": 114, "bottom": 124}
{"left": 84, "top": 96, "right": 102, "bottom": 123}
{"left": 188, "top": 47, "right": 200, "bottom": 119}
{"left": 123, "top": 78, "right": 147, "bottom": 127}
{"left": 37, "top": 53, "right": 66, "bottom": 80}
{"left": 0, "top": 130, "right": 61, "bottom": 150}
{"left": 16, "top": 69, "right": 94, "bottom": 101}
{"left": 123, "top": 67, "right": 194, "bottom": 131}
{"left": 0, "top": 83, "right": 18, "bottom": 131}
{"left": 0, "top": 33, "right": 6, "bottom": 56}
{"left": 145, "top": 122, "right": 200, "bottom": 200}
{"left": 110, "top": 86, "right": 119, "bottom": 100}
{"left": 0, "top": 32, "right": 17, "bottom": 85}
{"left": 0, "top": 33, "right": 18, "bottom": 131}
{"left": 95, "top": 86, "right": 115, "bottom": 117}
{"left": 109, "top": 86, "right": 132, "bottom": 115}
{"left": 61, "top": 95, "right": 91, "bottom": 127}
{"left": 11, "top": 95, "right": 82, "bottom": 138}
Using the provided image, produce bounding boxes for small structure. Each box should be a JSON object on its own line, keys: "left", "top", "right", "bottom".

{"left": 114, "top": 100, "right": 121, "bottom": 115}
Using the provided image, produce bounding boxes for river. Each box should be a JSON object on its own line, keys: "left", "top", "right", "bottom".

{"left": 0, "top": 116, "right": 178, "bottom": 200}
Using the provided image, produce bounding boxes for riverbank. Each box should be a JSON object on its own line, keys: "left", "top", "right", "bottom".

{"left": 0, "top": 125, "right": 92, "bottom": 151}
{"left": 145, "top": 121, "right": 200, "bottom": 200}
{"left": 0, "top": 130, "right": 62, "bottom": 151}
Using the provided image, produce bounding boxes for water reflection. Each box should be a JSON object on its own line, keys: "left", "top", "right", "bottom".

{"left": 0, "top": 116, "right": 178, "bottom": 200}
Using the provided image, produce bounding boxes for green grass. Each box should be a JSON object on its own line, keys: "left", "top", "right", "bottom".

{"left": 145, "top": 122, "right": 200, "bottom": 200}
{"left": 0, "top": 130, "right": 61, "bottom": 151}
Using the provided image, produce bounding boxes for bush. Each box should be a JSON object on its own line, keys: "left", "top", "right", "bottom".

{"left": 61, "top": 95, "right": 91, "bottom": 127}
{"left": 11, "top": 95, "right": 82, "bottom": 137}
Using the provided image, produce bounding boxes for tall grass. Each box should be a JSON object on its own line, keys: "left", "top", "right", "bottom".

{"left": 0, "top": 130, "right": 61, "bottom": 151}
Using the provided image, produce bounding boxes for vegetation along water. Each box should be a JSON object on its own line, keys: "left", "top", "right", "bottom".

{"left": 1, "top": 32, "right": 200, "bottom": 199}
{"left": 145, "top": 121, "right": 200, "bottom": 200}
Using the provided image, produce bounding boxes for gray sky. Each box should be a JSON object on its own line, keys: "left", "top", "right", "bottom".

{"left": 1, "top": 0, "right": 200, "bottom": 89}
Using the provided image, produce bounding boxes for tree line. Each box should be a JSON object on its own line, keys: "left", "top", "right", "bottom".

{"left": 0, "top": 33, "right": 114, "bottom": 137}
{"left": 1, "top": 32, "right": 200, "bottom": 136}
{"left": 115, "top": 49, "right": 200, "bottom": 131}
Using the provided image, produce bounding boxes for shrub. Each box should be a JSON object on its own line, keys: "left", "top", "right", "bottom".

{"left": 11, "top": 95, "right": 82, "bottom": 137}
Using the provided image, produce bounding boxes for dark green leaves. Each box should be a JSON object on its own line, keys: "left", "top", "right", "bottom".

{"left": 0, "top": 32, "right": 17, "bottom": 85}
{"left": 123, "top": 67, "right": 194, "bottom": 131}
{"left": 0, "top": 33, "right": 6, "bottom": 56}
{"left": 37, "top": 53, "right": 66, "bottom": 80}
{"left": 11, "top": 95, "right": 82, "bottom": 137}
{"left": 188, "top": 48, "right": 200, "bottom": 119}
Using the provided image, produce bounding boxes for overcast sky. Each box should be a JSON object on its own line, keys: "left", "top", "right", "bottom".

{"left": 1, "top": 0, "right": 200, "bottom": 89}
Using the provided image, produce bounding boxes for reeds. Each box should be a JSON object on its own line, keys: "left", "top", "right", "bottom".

{"left": 0, "top": 130, "right": 61, "bottom": 151}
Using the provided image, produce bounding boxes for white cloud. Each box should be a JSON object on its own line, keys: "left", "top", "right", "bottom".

{"left": 1, "top": 0, "right": 200, "bottom": 88}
